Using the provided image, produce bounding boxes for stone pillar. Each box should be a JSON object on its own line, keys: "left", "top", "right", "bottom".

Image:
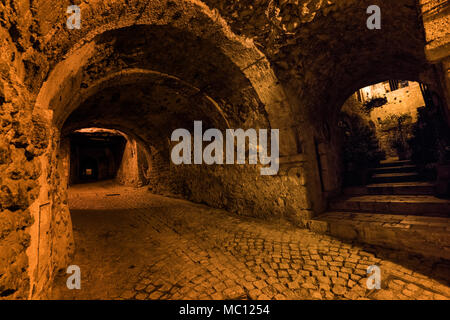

{"left": 115, "top": 138, "right": 141, "bottom": 187}
{"left": 420, "top": 0, "right": 450, "bottom": 123}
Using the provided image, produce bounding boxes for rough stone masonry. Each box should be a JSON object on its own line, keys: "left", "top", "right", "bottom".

{"left": 0, "top": 0, "right": 449, "bottom": 299}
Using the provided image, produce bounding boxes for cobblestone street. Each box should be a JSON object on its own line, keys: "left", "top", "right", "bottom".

{"left": 50, "top": 182, "right": 450, "bottom": 300}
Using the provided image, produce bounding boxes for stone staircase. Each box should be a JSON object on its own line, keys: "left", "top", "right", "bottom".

{"left": 370, "top": 159, "right": 421, "bottom": 183}
{"left": 308, "top": 158, "right": 450, "bottom": 260}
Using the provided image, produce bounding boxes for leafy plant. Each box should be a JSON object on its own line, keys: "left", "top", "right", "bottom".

{"left": 362, "top": 97, "right": 388, "bottom": 114}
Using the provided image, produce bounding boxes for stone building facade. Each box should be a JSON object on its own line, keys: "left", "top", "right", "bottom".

{"left": 0, "top": 0, "right": 449, "bottom": 299}
{"left": 341, "top": 80, "right": 426, "bottom": 158}
{"left": 366, "top": 81, "right": 425, "bottom": 123}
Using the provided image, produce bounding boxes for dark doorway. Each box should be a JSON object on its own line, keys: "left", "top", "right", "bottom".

{"left": 79, "top": 157, "right": 99, "bottom": 182}
{"left": 69, "top": 129, "right": 127, "bottom": 184}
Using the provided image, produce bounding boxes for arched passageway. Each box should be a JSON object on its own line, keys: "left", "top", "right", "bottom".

{"left": 314, "top": 79, "right": 450, "bottom": 197}
{"left": 308, "top": 77, "right": 450, "bottom": 262}
{"left": 66, "top": 128, "right": 150, "bottom": 186}
{"left": 20, "top": 1, "right": 298, "bottom": 299}
{"left": 0, "top": 0, "right": 449, "bottom": 300}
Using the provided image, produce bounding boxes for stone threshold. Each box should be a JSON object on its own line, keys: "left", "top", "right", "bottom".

{"left": 344, "top": 182, "right": 435, "bottom": 196}
{"left": 330, "top": 195, "right": 450, "bottom": 216}
{"left": 307, "top": 212, "right": 450, "bottom": 260}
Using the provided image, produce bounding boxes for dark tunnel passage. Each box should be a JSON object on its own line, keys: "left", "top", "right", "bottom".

{"left": 69, "top": 129, "right": 127, "bottom": 184}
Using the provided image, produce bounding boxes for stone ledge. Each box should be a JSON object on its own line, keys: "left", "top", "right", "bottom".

{"left": 425, "top": 41, "right": 450, "bottom": 63}
{"left": 307, "top": 212, "right": 450, "bottom": 260}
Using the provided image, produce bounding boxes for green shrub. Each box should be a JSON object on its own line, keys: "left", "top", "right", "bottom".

{"left": 379, "top": 114, "right": 413, "bottom": 160}
{"left": 339, "top": 113, "right": 385, "bottom": 185}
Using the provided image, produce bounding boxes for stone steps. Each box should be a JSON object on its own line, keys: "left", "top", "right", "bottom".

{"left": 308, "top": 158, "right": 450, "bottom": 260}
{"left": 344, "top": 182, "right": 435, "bottom": 196}
{"left": 371, "top": 164, "right": 417, "bottom": 174}
{"left": 329, "top": 195, "right": 450, "bottom": 216}
{"left": 308, "top": 212, "right": 450, "bottom": 260}
{"left": 371, "top": 172, "right": 421, "bottom": 183}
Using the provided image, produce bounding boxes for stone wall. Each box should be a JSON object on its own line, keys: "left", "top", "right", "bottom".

{"left": 0, "top": 0, "right": 447, "bottom": 300}
{"left": 369, "top": 82, "right": 425, "bottom": 123}
{"left": 420, "top": 0, "right": 450, "bottom": 122}
{"left": 156, "top": 156, "right": 314, "bottom": 225}
{"left": 115, "top": 139, "right": 148, "bottom": 187}
{"left": 0, "top": 2, "right": 54, "bottom": 298}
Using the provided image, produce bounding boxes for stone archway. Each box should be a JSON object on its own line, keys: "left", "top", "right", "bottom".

{"left": 263, "top": 0, "right": 448, "bottom": 216}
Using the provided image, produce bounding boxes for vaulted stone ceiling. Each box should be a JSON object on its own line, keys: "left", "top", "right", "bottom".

{"left": 59, "top": 24, "right": 268, "bottom": 138}
{"left": 0, "top": 0, "right": 444, "bottom": 300}
{"left": 202, "top": 0, "right": 429, "bottom": 125}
